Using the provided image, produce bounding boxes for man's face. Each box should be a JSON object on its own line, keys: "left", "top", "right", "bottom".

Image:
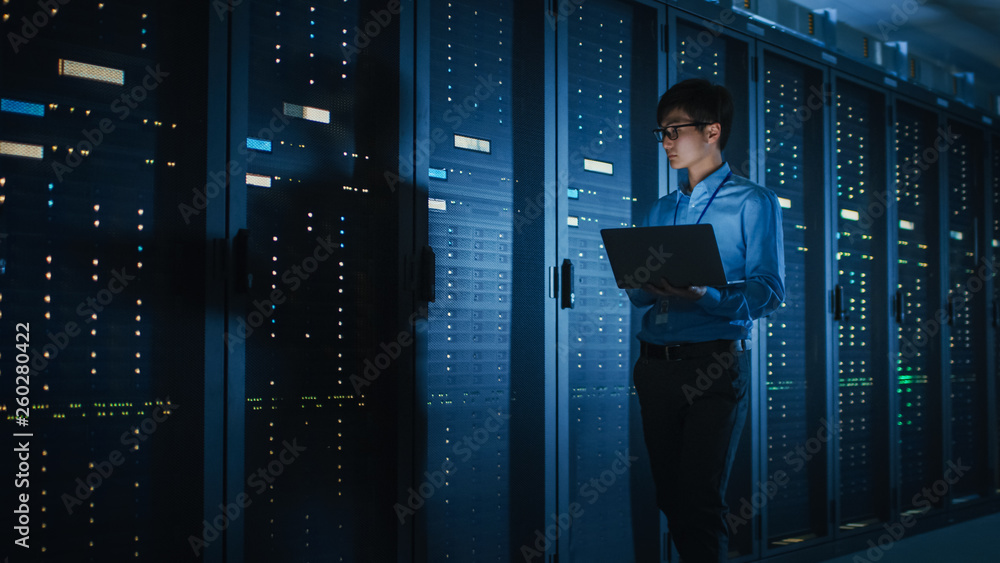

{"left": 658, "top": 108, "right": 720, "bottom": 171}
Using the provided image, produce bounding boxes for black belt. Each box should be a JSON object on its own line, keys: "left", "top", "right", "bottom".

{"left": 640, "top": 339, "right": 747, "bottom": 361}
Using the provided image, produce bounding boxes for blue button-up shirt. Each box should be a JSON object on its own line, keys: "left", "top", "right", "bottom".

{"left": 627, "top": 162, "right": 786, "bottom": 344}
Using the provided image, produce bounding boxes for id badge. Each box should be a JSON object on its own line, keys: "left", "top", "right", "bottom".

{"left": 655, "top": 298, "right": 670, "bottom": 324}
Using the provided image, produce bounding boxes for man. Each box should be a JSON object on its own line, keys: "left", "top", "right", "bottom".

{"left": 628, "top": 79, "right": 785, "bottom": 562}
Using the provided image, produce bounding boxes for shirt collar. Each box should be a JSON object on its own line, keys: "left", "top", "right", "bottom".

{"left": 678, "top": 162, "right": 732, "bottom": 201}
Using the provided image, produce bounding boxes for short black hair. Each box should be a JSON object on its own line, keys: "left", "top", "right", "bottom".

{"left": 656, "top": 79, "right": 734, "bottom": 150}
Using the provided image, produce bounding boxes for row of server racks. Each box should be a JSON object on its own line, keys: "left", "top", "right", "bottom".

{"left": 0, "top": 0, "right": 997, "bottom": 561}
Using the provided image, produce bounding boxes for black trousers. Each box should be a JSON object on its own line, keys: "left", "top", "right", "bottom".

{"left": 632, "top": 344, "right": 750, "bottom": 563}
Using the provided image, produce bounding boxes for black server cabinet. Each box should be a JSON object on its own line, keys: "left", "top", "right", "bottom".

{"left": 893, "top": 99, "right": 944, "bottom": 516}
{"left": 944, "top": 118, "right": 989, "bottom": 502}
{"left": 421, "top": 0, "right": 547, "bottom": 560}
{"left": 562, "top": 1, "right": 659, "bottom": 561}
{"left": 223, "top": 1, "right": 405, "bottom": 561}
{"left": 758, "top": 48, "right": 831, "bottom": 551}
{"left": 832, "top": 78, "right": 892, "bottom": 530}
{"left": 0, "top": 1, "right": 207, "bottom": 561}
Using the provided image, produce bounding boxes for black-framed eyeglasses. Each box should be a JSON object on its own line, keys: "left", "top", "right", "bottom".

{"left": 652, "top": 122, "right": 712, "bottom": 142}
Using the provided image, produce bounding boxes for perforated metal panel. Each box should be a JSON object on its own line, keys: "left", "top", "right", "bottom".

{"left": 423, "top": 0, "right": 550, "bottom": 559}
{"left": 761, "top": 51, "right": 828, "bottom": 546}
{"left": 239, "top": 1, "right": 402, "bottom": 560}
{"left": 946, "top": 119, "right": 985, "bottom": 501}
{"left": 894, "top": 101, "right": 941, "bottom": 511}
{"left": 0, "top": 1, "right": 207, "bottom": 561}
{"left": 834, "top": 80, "right": 889, "bottom": 527}
{"left": 564, "top": 1, "right": 658, "bottom": 560}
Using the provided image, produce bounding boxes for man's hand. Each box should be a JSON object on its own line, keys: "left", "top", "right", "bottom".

{"left": 642, "top": 278, "right": 707, "bottom": 301}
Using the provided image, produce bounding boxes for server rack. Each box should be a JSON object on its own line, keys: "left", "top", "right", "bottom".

{"left": 831, "top": 75, "right": 892, "bottom": 535}
{"left": 756, "top": 45, "right": 833, "bottom": 554}
{"left": 559, "top": 1, "right": 660, "bottom": 561}
{"left": 1, "top": 1, "right": 998, "bottom": 562}
{"left": 418, "top": 0, "right": 550, "bottom": 560}
{"left": 1, "top": 2, "right": 208, "bottom": 560}
{"left": 209, "top": 1, "right": 407, "bottom": 561}
{"left": 943, "top": 117, "right": 990, "bottom": 502}
{"left": 893, "top": 97, "right": 945, "bottom": 520}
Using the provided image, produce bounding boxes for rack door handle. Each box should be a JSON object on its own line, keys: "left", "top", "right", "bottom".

{"left": 234, "top": 228, "right": 251, "bottom": 293}
{"left": 833, "top": 284, "right": 845, "bottom": 321}
{"left": 420, "top": 245, "right": 435, "bottom": 303}
{"left": 894, "top": 289, "right": 905, "bottom": 324}
{"left": 560, "top": 259, "right": 574, "bottom": 309}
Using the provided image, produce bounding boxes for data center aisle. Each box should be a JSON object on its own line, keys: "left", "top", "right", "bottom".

{"left": 819, "top": 512, "right": 1000, "bottom": 563}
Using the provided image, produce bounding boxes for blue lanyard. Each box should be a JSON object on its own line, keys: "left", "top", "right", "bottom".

{"left": 674, "top": 170, "right": 733, "bottom": 226}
